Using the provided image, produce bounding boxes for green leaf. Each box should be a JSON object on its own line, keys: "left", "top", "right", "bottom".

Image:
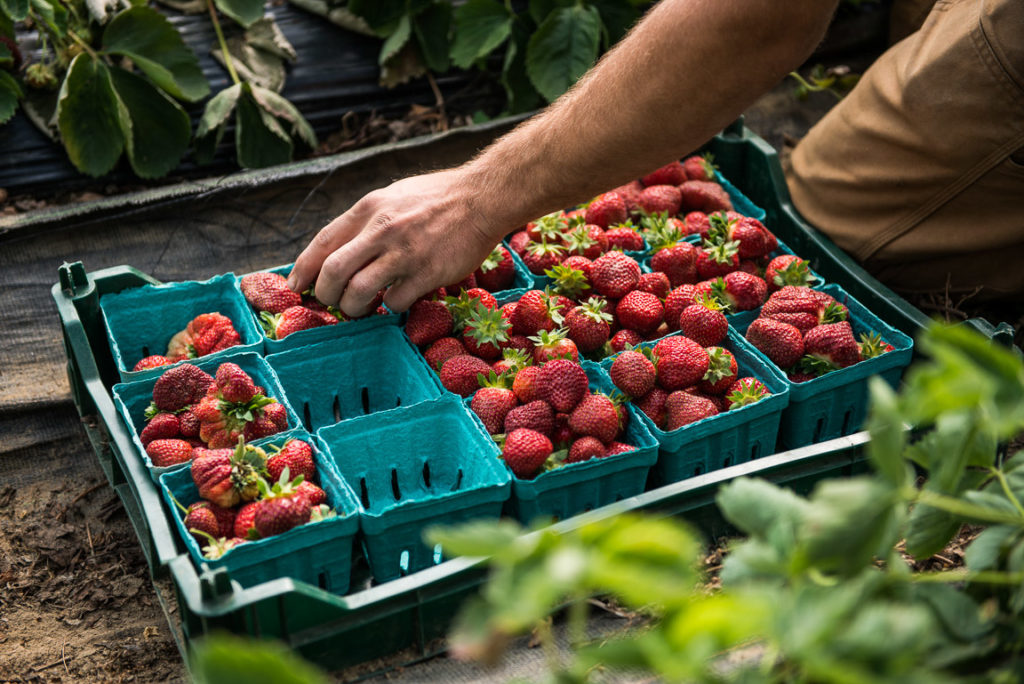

{"left": 196, "top": 82, "right": 241, "bottom": 138}
{"left": 57, "top": 54, "right": 126, "bottom": 177}
{"left": 527, "top": 0, "right": 570, "bottom": 25}
{"left": 347, "top": 0, "right": 405, "bottom": 34}
{"left": 450, "top": 0, "right": 512, "bottom": 69}
{"left": 526, "top": 4, "right": 601, "bottom": 102}
{"left": 109, "top": 67, "right": 190, "bottom": 178}
{"left": 102, "top": 6, "right": 210, "bottom": 102}
{"left": 801, "top": 477, "right": 899, "bottom": 575}
{"left": 0, "top": 69, "right": 21, "bottom": 125}
{"left": 0, "top": 41, "right": 10, "bottom": 69}
{"left": 905, "top": 502, "right": 960, "bottom": 559}
{"left": 235, "top": 85, "right": 292, "bottom": 168}
{"left": 248, "top": 85, "right": 316, "bottom": 148}
{"left": 29, "top": 0, "right": 67, "bottom": 33}
{"left": 716, "top": 477, "right": 810, "bottom": 539}
{"left": 0, "top": 0, "right": 28, "bottom": 21}
{"left": 914, "top": 583, "right": 993, "bottom": 641}
{"left": 865, "top": 377, "right": 909, "bottom": 487}
{"left": 245, "top": 16, "right": 297, "bottom": 61}
{"left": 589, "top": 0, "right": 641, "bottom": 46}
{"left": 426, "top": 518, "right": 525, "bottom": 559}
{"left": 213, "top": 0, "right": 264, "bottom": 28}
{"left": 379, "top": 11, "right": 412, "bottom": 66}
{"left": 500, "top": 21, "right": 541, "bottom": 114}
{"left": 962, "top": 490, "right": 1021, "bottom": 517}
{"left": 413, "top": 2, "right": 452, "bottom": 73}
{"left": 191, "top": 633, "right": 328, "bottom": 684}
{"left": 964, "top": 524, "right": 1017, "bottom": 572}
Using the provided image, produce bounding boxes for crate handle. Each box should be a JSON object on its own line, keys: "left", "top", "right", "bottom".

{"left": 59, "top": 261, "right": 92, "bottom": 298}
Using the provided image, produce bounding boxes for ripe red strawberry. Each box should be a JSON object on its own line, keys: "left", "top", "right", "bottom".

{"left": 240, "top": 272, "right": 302, "bottom": 314}
{"left": 246, "top": 402, "right": 289, "bottom": 442}
{"left": 681, "top": 154, "right": 717, "bottom": 182}
{"left": 764, "top": 255, "right": 814, "bottom": 292}
{"left": 462, "top": 304, "right": 512, "bottom": 360}
{"left": 267, "top": 438, "right": 317, "bottom": 484}
{"left": 725, "top": 377, "right": 770, "bottom": 409}
{"left": 569, "top": 393, "right": 621, "bottom": 444}
{"left": 140, "top": 412, "right": 180, "bottom": 446}
{"left": 859, "top": 331, "right": 895, "bottom": 359}
{"left": 167, "top": 312, "right": 242, "bottom": 359}
{"left": 185, "top": 500, "right": 236, "bottom": 541}
{"left": 803, "top": 322, "right": 862, "bottom": 370}
{"left": 590, "top": 252, "right": 641, "bottom": 298}
{"left": 610, "top": 350, "right": 656, "bottom": 397}
{"left": 192, "top": 442, "right": 267, "bottom": 507}
{"left": 684, "top": 211, "right": 711, "bottom": 236}
{"left": 550, "top": 412, "right": 572, "bottom": 447}
{"left": 146, "top": 438, "right": 194, "bottom": 467}
{"left": 405, "top": 299, "right": 454, "bottom": 347}
{"left": 696, "top": 241, "right": 740, "bottom": 280}
{"left": 603, "top": 224, "right": 645, "bottom": 252}
{"left": 215, "top": 362, "right": 256, "bottom": 403}
{"left": 663, "top": 285, "right": 700, "bottom": 331}
{"left": 502, "top": 428, "right": 553, "bottom": 479}
{"left": 522, "top": 240, "right": 566, "bottom": 275}
{"left": 663, "top": 391, "right": 719, "bottom": 431}
{"left": 636, "top": 271, "right": 671, "bottom": 299}
{"left": 652, "top": 243, "right": 698, "bottom": 288}
{"left": 535, "top": 359, "right": 589, "bottom": 413}
{"left": 196, "top": 377, "right": 283, "bottom": 448}
{"left": 474, "top": 244, "right": 517, "bottom": 292}
{"left": 261, "top": 306, "right": 332, "bottom": 340}
{"left": 471, "top": 372, "right": 519, "bottom": 434}
{"left": 638, "top": 185, "right": 682, "bottom": 216}
{"left": 564, "top": 223, "right": 608, "bottom": 260}
{"left": 546, "top": 264, "right": 592, "bottom": 301}
{"left": 585, "top": 192, "right": 628, "bottom": 228}
{"left": 565, "top": 298, "right": 613, "bottom": 353}
{"left": 530, "top": 329, "right": 579, "bottom": 364}
{"left": 492, "top": 348, "right": 532, "bottom": 376}
{"left": 254, "top": 474, "right": 313, "bottom": 538}
{"left": 440, "top": 354, "right": 492, "bottom": 396}
{"left": 609, "top": 328, "right": 643, "bottom": 353}
{"left": 677, "top": 297, "right": 728, "bottom": 347}
{"left": 526, "top": 212, "right": 568, "bottom": 243}
{"left": 423, "top": 337, "right": 467, "bottom": 371}
{"left": 562, "top": 255, "right": 594, "bottom": 278}
{"left": 611, "top": 180, "right": 645, "bottom": 213}
{"left": 745, "top": 317, "right": 805, "bottom": 368}
{"left": 567, "top": 436, "right": 606, "bottom": 463}
{"left": 512, "top": 365, "right": 542, "bottom": 404}
{"left": 464, "top": 288, "right": 498, "bottom": 310}
{"left": 652, "top": 337, "right": 710, "bottom": 390}
{"left": 711, "top": 271, "right": 768, "bottom": 312}
{"left": 606, "top": 441, "right": 635, "bottom": 456}
{"left": 635, "top": 387, "right": 669, "bottom": 426}
{"left": 504, "top": 399, "right": 555, "bottom": 437}
{"left": 508, "top": 230, "right": 531, "bottom": 255}
{"left": 616, "top": 291, "right": 663, "bottom": 334}
{"left": 761, "top": 287, "right": 847, "bottom": 334}
{"left": 512, "top": 290, "right": 558, "bottom": 336}
{"left": 133, "top": 355, "right": 174, "bottom": 372}
{"left": 642, "top": 161, "right": 688, "bottom": 187}
{"left": 152, "top": 364, "right": 214, "bottom": 411}
{"left": 444, "top": 273, "right": 477, "bottom": 295}
{"left": 233, "top": 501, "right": 260, "bottom": 539}
{"left": 678, "top": 180, "right": 733, "bottom": 214}
{"left": 178, "top": 407, "right": 200, "bottom": 437}
{"left": 296, "top": 480, "right": 327, "bottom": 506}
{"left": 698, "top": 347, "right": 738, "bottom": 394}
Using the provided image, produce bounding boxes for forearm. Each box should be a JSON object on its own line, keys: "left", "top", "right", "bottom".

{"left": 461, "top": 0, "right": 837, "bottom": 238}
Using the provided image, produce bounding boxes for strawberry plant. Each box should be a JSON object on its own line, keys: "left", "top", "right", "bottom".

{"left": 430, "top": 322, "right": 1024, "bottom": 682}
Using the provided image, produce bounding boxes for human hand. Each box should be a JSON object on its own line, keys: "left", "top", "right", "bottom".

{"left": 288, "top": 168, "right": 501, "bottom": 317}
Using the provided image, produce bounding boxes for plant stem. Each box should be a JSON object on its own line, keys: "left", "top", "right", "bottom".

{"left": 911, "top": 568, "right": 1024, "bottom": 585}
{"left": 67, "top": 30, "right": 99, "bottom": 60}
{"left": 906, "top": 487, "right": 1024, "bottom": 526}
{"left": 787, "top": 71, "right": 843, "bottom": 101}
{"left": 568, "top": 595, "right": 587, "bottom": 648}
{"left": 537, "top": 616, "right": 561, "bottom": 673}
{"left": 990, "top": 467, "right": 1024, "bottom": 518}
{"left": 206, "top": 0, "right": 240, "bottom": 85}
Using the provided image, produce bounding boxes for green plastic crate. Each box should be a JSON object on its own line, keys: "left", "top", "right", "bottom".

{"left": 112, "top": 350, "right": 302, "bottom": 482}
{"left": 101, "top": 273, "right": 263, "bottom": 383}
{"left": 266, "top": 326, "right": 444, "bottom": 432}
{"left": 317, "top": 394, "right": 511, "bottom": 583}
{"left": 160, "top": 428, "right": 362, "bottom": 593}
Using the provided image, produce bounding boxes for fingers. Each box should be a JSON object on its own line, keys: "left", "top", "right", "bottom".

{"left": 312, "top": 231, "right": 383, "bottom": 312}
{"left": 288, "top": 199, "right": 373, "bottom": 293}
{"left": 383, "top": 274, "right": 432, "bottom": 314}
{"left": 337, "top": 252, "right": 404, "bottom": 318}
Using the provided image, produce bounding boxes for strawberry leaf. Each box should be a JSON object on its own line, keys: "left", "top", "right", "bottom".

{"left": 56, "top": 55, "right": 126, "bottom": 177}
{"left": 235, "top": 85, "right": 292, "bottom": 168}
{"left": 213, "top": 0, "right": 264, "bottom": 28}
{"left": 0, "top": 0, "right": 27, "bottom": 21}
{"left": 412, "top": 1, "right": 451, "bottom": 73}
{"left": 451, "top": 0, "right": 512, "bottom": 69}
{"left": 526, "top": 4, "right": 601, "bottom": 103}
{"left": 109, "top": 66, "right": 191, "bottom": 179}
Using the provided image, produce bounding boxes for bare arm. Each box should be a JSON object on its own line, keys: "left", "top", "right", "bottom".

{"left": 290, "top": 0, "right": 837, "bottom": 316}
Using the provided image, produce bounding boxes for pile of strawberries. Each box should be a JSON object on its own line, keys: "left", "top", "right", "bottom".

{"left": 175, "top": 437, "right": 337, "bottom": 559}
{"left": 239, "top": 270, "right": 390, "bottom": 341}
{"left": 744, "top": 286, "right": 894, "bottom": 382}
{"left": 608, "top": 334, "right": 771, "bottom": 433}
{"left": 132, "top": 312, "right": 242, "bottom": 372}
{"left": 141, "top": 362, "right": 289, "bottom": 467}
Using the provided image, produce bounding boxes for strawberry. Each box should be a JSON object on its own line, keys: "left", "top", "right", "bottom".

{"left": 439, "top": 354, "right": 492, "bottom": 396}
{"left": 492, "top": 348, "right": 532, "bottom": 376}
{"left": 635, "top": 387, "right": 669, "bottom": 426}
{"left": 609, "top": 328, "right": 643, "bottom": 353}
{"left": 215, "top": 362, "right": 256, "bottom": 403}
{"left": 663, "top": 284, "right": 700, "bottom": 331}
{"left": 178, "top": 407, "right": 201, "bottom": 437}
{"left": 140, "top": 412, "right": 180, "bottom": 446}
{"left": 255, "top": 471, "right": 313, "bottom": 538}
{"left": 526, "top": 212, "right": 568, "bottom": 243}
{"left": 423, "top": 337, "right": 468, "bottom": 371}
{"left": 464, "top": 288, "right": 498, "bottom": 310}
{"left": 696, "top": 240, "right": 740, "bottom": 280}
{"left": 535, "top": 359, "right": 589, "bottom": 413}
{"left": 191, "top": 530, "right": 245, "bottom": 560}
{"left": 636, "top": 271, "right": 671, "bottom": 299}
{"left": 243, "top": 402, "right": 288, "bottom": 442}
{"left": 725, "top": 377, "right": 770, "bottom": 409}
{"left": 764, "top": 255, "right": 815, "bottom": 292}
{"left": 564, "top": 298, "right": 613, "bottom": 353}
{"left": 653, "top": 337, "right": 710, "bottom": 390}
{"left": 522, "top": 240, "right": 566, "bottom": 275}
{"left": 589, "top": 252, "right": 641, "bottom": 299}
{"left": 545, "top": 264, "right": 592, "bottom": 301}
{"left": 443, "top": 273, "right": 478, "bottom": 295}
{"left": 133, "top": 355, "right": 174, "bottom": 372}
{"left": 405, "top": 299, "right": 454, "bottom": 347}
{"left": 745, "top": 317, "right": 805, "bottom": 368}
{"left": 151, "top": 364, "right": 214, "bottom": 412}
{"left": 502, "top": 429, "right": 553, "bottom": 479}
{"left": 567, "top": 436, "right": 606, "bottom": 463}
{"left": 462, "top": 304, "right": 512, "bottom": 360}
{"left": 681, "top": 154, "right": 717, "bottom": 182}
{"left": 529, "top": 328, "right": 579, "bottom": 364}
{"left": 195, "top": 368, "right": 283, "bottom": 448}
{"left": 610, "top": 350, "right": 656, "bottom": 398}
{"left": 512, "top": 365, "right": 542, "bottom": 404}
{"left": 562, "top": 255, "right": 594, "bottom": 278}
{"left": 585, "top": 192, "right": 628, "bottom": 228}
{"left": 564, "top": 223, "right": 608, "bottom": 260}
{"left": 663, "top": 391, "right": 719, "bottom": 431}
{"left": 508, "top": 230, "right": 531, "bottom": 256}
{"left": 267, "top": 438, "right": 317, "bottom": 484}
{"left": 611, "top": 180, "right": 645, "bottom": 213}
{"left": 859, "top": 331, "right": 894, "bottom": 359}
{"left": 642, "top": 161, "right": 688, "bottom": 187}
{"left": 167, "top": 313, "right": 242, "bottom": 359}
{"left": 616, "top": 291, "right": 663, "bottom": 334}
{"left": 191, "top": 441, "right": 267, "bottom": 508}
{"left": 511, "top": 290, "right": 558, "bottom": 336}
{"left": 296, "top": 480, "right": 327, "bottom": 506}
{"left": 184, "top": 500, "right": 236, "bottom": 541}
{"left": 678, "top": 180, "right": 733, "bottom": 214}
{"left": 761, "top": 287, "right": 847, "bottom": 334}
{"left": 677, "top": 297, "right": 728, "bottom": 347}
{"left": 568, "top": 393, "right": 620, "bottom": 444}
{"left": 240, "top": 272, "right": 302, "bottom": 314}
{"left": 603, "top": 223, "right": 645, "bottom": 252}
{"left": 471, "top": 372, "right": 519, "bottom": 434}
{"left": 706, "top": 212, "right": 774, "bottom": 260}
{"left": 684, "top": 211, "right": 711, "bottom": 236}
{"left": 146, "top": 438, "right": 194, "bottom": 467}
{"left": 261, "top": 306, "right": 331, "bottom": 340}
{"left": 606, "top": 441, "right": 635, "bottom": 456}
{"left": 552, "top": 412, "right": 573, "bottom": 447}
{"left": 504, "top": 399, "right": 555, "bottom": 437}
{"left": 637, "top": 185, "right": 682, "bottom": 216}
{"left": 698, "top": 347, "right": 738, "bottom": 394}
{"left": 474, "top": 244, "right": 517, "bottom": 292}
{"left": 233, "top": 501, "right": 260, "bottom": 539}
{"left": 711, "top": 271, "right": 768, "bottom": 312}
{"left": 802, "top": 322, "right": 862, "bottom": 371}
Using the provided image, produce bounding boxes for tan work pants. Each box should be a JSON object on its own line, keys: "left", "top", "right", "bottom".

{"left": 786, "top": 0, "right": 1024, "bottom": 304}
